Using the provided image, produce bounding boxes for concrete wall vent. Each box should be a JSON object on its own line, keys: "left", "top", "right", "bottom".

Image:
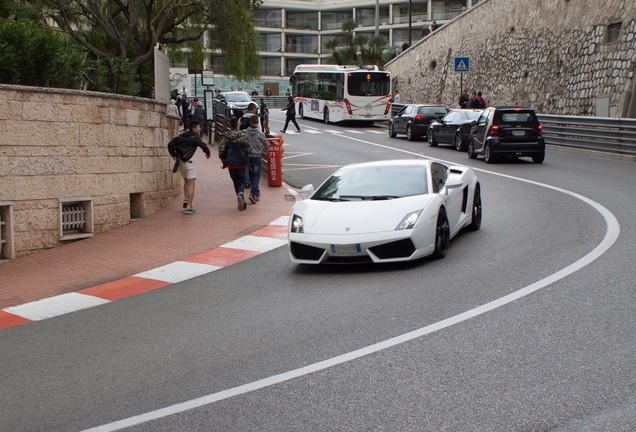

{"left": 59, "top": 198, "right": 94, "bottom": 240}
{"left": 0, "top": 203, "right": 15, "bottom": 261}
{"left": 606, "top": 22, "right": 622, "bottom": 44}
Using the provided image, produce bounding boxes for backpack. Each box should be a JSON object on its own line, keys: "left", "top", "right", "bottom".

{"left": 220, "top": 140, "right": 249, "bottom": 168}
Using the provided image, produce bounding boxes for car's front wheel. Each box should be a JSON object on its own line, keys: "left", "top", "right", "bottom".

{"left": 432, "top": 208, "right": 450, "bottom": 259}
{"left": 467, "top": 185, "right": 482, "bottom": 231}
{"left": 389, "top": 123, "right": 397, "bottom": 138}
{"left": 467, "top": 136, "right": 478, "bottom": 159}
{"left": 454, "top": 132, "right": 464, "bottom": 151}
{"left": 406, "top": 125, "right": 415, "bottom": 141}
{"left": 428, "top": 130, "right": 437, "bottom": 146}
{"left": 484, "top": 143, "right": 495, "bottom": 163}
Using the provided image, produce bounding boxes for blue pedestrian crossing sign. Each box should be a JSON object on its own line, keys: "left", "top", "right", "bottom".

{"left": 454, "top": 57, "right": 470, "bottom": 73}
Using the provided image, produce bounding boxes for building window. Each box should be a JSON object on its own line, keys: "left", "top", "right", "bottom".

{"left": 285, "top": 35, "right": 319, "bottom": 54}
{"left": 356, "top": 7, "right": 391, "bottom": 27}
{"left": 211, "top": 55, "right": 225, "bottom": 74}
{"left": 286, "top": 12, "right": 319, "bottom": 30}
{"left": 432, "top": 0, "right": 465, "bottom": 20}
{"left": 260, "top": 57, "right": 281, "bottom": 76}
{"left": 393, "top": 2, "right": 428, "bottom": 24}
{"left": 259, "top": 33, "right": 282, "bottom": 52}
{"left": 393, "top": 29, "right": 422, "bottom": 46}
{"left": 286, "top": 59, "right": 317, "bottom": 77}
{"left": 321, "top": 11, "right": 353, "bottom": 30}
{"left": 254, "top": 9, "right": 282, "bottom": 28}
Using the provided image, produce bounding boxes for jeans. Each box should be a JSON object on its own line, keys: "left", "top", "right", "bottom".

{"left": 228, "top": 168, "right": 246, "bottom": 195}
{"left": 247, "top": 156, "right": 262, "bottom": 195}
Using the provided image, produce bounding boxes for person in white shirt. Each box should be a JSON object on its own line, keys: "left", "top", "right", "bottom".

{"left": 393, "top": 90, "right": 401, "bottom": 104}
{"left": 179, "top": 86, "right": 188, "bottom": 97}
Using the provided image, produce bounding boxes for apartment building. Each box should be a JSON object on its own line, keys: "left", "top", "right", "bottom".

{"left": 209, "top": 0, "right": 481, "bottom": 78}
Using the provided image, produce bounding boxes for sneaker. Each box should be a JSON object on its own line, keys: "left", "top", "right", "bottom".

{"left": 280, "top": 129, "right": 286, "bottom": 133}
{"left": 183, "top": 199, "right": 188, "bottom": 209}
{"left": 255, "top": 192, "right": 260, "bottom": 202}
{"left": 249, "top": 194, "right": 256, "bottom": 204}
{"left": 245, "top": 183, "right": 251, "bottom": 189}
{"left": 184, "top": 207, "right": 198, "bottom": 214}
{"left": 237, "top": 193, "right": 246, "bottom": 211}
{"left": 296, "top": 129, "right": 301, "bottom": 133}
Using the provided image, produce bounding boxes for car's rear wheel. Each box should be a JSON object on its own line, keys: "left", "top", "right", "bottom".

{"left": 432, "top": 208, "right": 450, "bottom": 259}
{"left": 467, "top": 136, "right": 478, "bottom": 159}
{"left": 428, "top": 130, "right": 437, "bottom": 146}
{"left": 467, "top": 185, "right": 482, "bottom": 231}
{"left": 454, "top": 132, "right": 464, "bottom": 151}
{"left": 484, "top": 143, "right": 495, "bottom": 163}
{"left": 323, "top": 109, "right": 329, "bottom": 124}
{"left": 532, "top": 152, "right": 545, "bottom": 164}
{"left": 299, "top": 105, "right": 304, "bottom": 119}
{"left": 406, "top": 125, "right": 415, "bottom": 141}
{"left": 389, "top": 123, "right": 397, "bottom": 138}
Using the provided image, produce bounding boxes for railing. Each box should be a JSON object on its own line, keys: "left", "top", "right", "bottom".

{"left": 537, "top": 114, "right": 636, "bottom": 155}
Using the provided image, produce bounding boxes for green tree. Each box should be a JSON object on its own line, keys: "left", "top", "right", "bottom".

{"left": 40, "top": 0, "right": 262, "bottom": 95}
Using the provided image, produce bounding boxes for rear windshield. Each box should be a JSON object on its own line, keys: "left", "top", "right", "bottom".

{"left": 498, "top": 111, "right": 537, "bottom": 123}
{"left": 347, "top": 72, "right": 391, "bottom": 97}
{"left": 418, "top": 107, "right": 447, "bottom": 116}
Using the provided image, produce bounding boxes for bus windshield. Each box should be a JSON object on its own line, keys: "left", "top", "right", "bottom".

{"left": 347, "top": 72, "right": 391, "bottom": 97}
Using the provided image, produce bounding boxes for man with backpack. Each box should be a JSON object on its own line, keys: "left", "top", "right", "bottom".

{"left": 167, "top": 120, "right": 211, "bottom": 214}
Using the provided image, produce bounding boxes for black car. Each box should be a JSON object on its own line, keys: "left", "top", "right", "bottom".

{"left": 388, "top": 104, "right": 448, "bottom": 141}
{"left": 467, "top": 107, "right": 546, "bottom": 164}
{"left": 428, "top": 109, "right": 483, "bottom": 151}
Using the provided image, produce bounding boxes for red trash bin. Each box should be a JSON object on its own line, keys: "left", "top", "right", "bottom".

{"left": 266, "top": 136, "right": 284, "bottom": 187}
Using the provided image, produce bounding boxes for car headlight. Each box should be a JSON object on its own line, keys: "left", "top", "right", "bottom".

{"left": 395, "top": 210, "right": 423, "bottom": 230}
{"left": 290, "top": 214, "right": 304, "bottom": 233}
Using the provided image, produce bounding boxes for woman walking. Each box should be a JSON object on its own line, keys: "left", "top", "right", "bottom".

{"left": 280, "top": 96, "right": 301, "bottom": 133}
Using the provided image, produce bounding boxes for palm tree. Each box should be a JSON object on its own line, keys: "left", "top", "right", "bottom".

{"left": 323, "top": 38, "right": 344, "bottom": 65}
{"left": 341, "top": 19, "right": 358, "bottom": 62}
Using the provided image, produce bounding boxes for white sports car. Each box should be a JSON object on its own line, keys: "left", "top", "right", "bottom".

{"left": 288, "top": 159, "right": 482, "bottom": 264}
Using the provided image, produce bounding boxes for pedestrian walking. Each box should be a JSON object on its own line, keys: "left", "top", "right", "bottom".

{"left": 218, "top": 117, "right": 251, "bottom": 211}
{"left": 280, "top": 96, "right": 301, "bottom": 133}
{"left": 245, "top": 115, "right": 269, "bottom": 204}
{"left": 167, "top": 120, "right": 211, "bottom": 214}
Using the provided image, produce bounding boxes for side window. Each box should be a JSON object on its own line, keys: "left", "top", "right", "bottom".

{"left": 445, "top": 112, "right": 457, "bottom": 122}
{"left": 478, "top": 110, "right": 490, "bottom": 125}
{"left": 430, "top": 162, "right": 448, "bottom": 193}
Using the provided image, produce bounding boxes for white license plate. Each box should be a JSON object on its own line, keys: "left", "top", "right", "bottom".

{"left": 331, "top": 244, "right": 361, "bottom": 253}
{"left": 512, "top": 130, "right": 525, "bottom": 136}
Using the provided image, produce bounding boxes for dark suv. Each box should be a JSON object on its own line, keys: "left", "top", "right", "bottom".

{"left": 389, "top": 104, "right": 448, "bottom": 141}
{"left": 467, "top": 107, "right": 545, "bottom": 163}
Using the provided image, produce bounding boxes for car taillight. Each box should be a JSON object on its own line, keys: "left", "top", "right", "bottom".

{"left": 414, "top": 115, "right": 426, "bottom": 121}
{"left": 384, "top": 100, "right": 392, "bottom": 115}
{"left": 491, "top": 125, "right": 499, "bottom": 136}
{"left": 538, "top": 124, "right": 543, "bottom": 136}
{"left": 344, "top": 98, "right": 353, "bottom": 115}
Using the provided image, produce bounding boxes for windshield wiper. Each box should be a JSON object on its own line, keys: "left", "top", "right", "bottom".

{"left": 369, "top": 195, "right": 399, "bottom": 200}
{"left": 313, "top": 196, "right": 348, "bottom": 202}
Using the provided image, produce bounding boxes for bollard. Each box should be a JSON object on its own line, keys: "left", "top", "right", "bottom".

{"left": 266, "top": 135, "right": 284, "bottom": 187}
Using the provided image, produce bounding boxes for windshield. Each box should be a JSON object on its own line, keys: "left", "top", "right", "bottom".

{"left": 312, "top": 165, "right": 428, "bottom": 200}
{"left": 347, "top": 72, "right": 391, "bottom": 97}
{"left": 224, "top": 93, "right": 252, "bottom": 103}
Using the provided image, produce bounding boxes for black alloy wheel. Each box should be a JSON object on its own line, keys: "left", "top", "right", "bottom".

{"left": 389, "top": 123, "right": 397, "bottom": 138}
{"left": 454, "top": 132, "right": 464, "bottom": 151}
{"left": 432, "top": 208, "right": 450, "bottom": 259}
{"left": 484, "top": 143, "right": 495, "bottom": 163}
{"left": 428, "top": 130, "right": 438, "bottom": 146}
{"left": 406, "top": 125, "right": 415, "bottom": 141}
{"left": 467, "top": 185, "right": 482, "bottom": 231}
{"left": 467, "top": 136, "right": 478, "bottom": 159}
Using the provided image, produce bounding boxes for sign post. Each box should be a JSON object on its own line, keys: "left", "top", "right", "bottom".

{"left": 454, "top": 57, "right": 470, "bottom": 95}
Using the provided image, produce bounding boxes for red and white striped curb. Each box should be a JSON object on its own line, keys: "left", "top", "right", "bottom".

{"left": 0, "top": 214, "right": 291, "bottom": 331}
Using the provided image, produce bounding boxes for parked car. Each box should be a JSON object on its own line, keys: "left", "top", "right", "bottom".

{"left": 288, "top": 159, "right": 482, "bottom": 264}
{"left": 428, "top": 109, "right": 483, "bottom": 151}
{"left": 216, "top": 91, "right": 254, "bottom": 117}
{"left": 389, "top": 104, "right": 448, "bottom": 141}
{"left": 467, "top": 107, "right": 546, "bottom": 163}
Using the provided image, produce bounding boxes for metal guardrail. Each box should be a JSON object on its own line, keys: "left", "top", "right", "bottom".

{"left": 537, "top": 114, "right": 636, "bottom": 155}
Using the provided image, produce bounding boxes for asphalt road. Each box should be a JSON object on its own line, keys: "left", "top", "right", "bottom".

{"left": 1, "top": 111, "right": 636, "bottom": 431}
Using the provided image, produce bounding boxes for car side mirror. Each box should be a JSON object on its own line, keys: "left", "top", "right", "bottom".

{"left": 301, "top": 184, "right": 314, "bottom": 198}
{"left": 470, "top": 119, "right": 477, "bottom": 126}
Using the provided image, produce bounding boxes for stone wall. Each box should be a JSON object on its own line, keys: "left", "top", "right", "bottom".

{"left": 0, "top": 85, "right": 180, "bottom": 258}
{"left": 386, "top": 0, "right": 636, "bottom": 117}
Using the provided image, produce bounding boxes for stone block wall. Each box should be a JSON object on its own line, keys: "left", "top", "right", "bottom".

{"left": 386, "top": 0, "right": 636, "bottom": 117}
{"left": 0, "top": 85, "right": 180, "bottom": 258}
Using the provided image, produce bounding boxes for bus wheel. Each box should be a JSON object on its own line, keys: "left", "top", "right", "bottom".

{"left": 323, "top": 109, "right": 329, "bottom": 124}
{"left": 299, "top": 105, "right": 304, "bottom": 119}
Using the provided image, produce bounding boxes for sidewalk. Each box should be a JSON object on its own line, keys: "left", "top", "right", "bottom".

{"left": 0, "top": 144, "right": 296, "bottom": 329}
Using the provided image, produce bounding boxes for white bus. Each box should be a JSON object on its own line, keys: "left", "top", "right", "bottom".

{"left": 289, "top": 64, "right": 392, "bottom": 124}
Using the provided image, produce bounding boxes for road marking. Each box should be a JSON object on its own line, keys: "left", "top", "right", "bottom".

{"left": 303, "top": 130, "right": 321, "bottom": 134}
{"left": 5, "top": 293, "right": 110, "bottom": 321}
{"left": 84, "top": 134, "right": 621, "bottom": 432}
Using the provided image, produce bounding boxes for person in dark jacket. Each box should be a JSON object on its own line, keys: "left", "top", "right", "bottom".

{"left": 218, "top": 117, "right": 251, "bottom": 211}
{"left": 167, "top": 120, "right": 211, "bottom": 214}
{"left": 192, "top": 103, "right": 206, "bottom": 135}
{"left": 280, "top": 96, "right": 301, "bottom": 133}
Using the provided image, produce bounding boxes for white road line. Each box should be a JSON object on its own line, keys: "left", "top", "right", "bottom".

{"left": 303, "top": 130, "right": 321, "bottom": 134}
{"left": 135, "top": 261, "right": 220, "bottom": 283}
{"left": 5, "top": 293, "right": 110, "bottom": 321}
{"left": 83, "top": 136, "right": 621, "bottom": 432}
{"left": 324, "top": 130, "right": 343, "bottom": 134}
{"left": 365, "top": 130, "right": 386, "bottom": 134}
{"left": 222, "top": 235, "right": 287, "bottom": 253}
{"left": 344, "top": 130, "right": 365, "bottom": 134}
